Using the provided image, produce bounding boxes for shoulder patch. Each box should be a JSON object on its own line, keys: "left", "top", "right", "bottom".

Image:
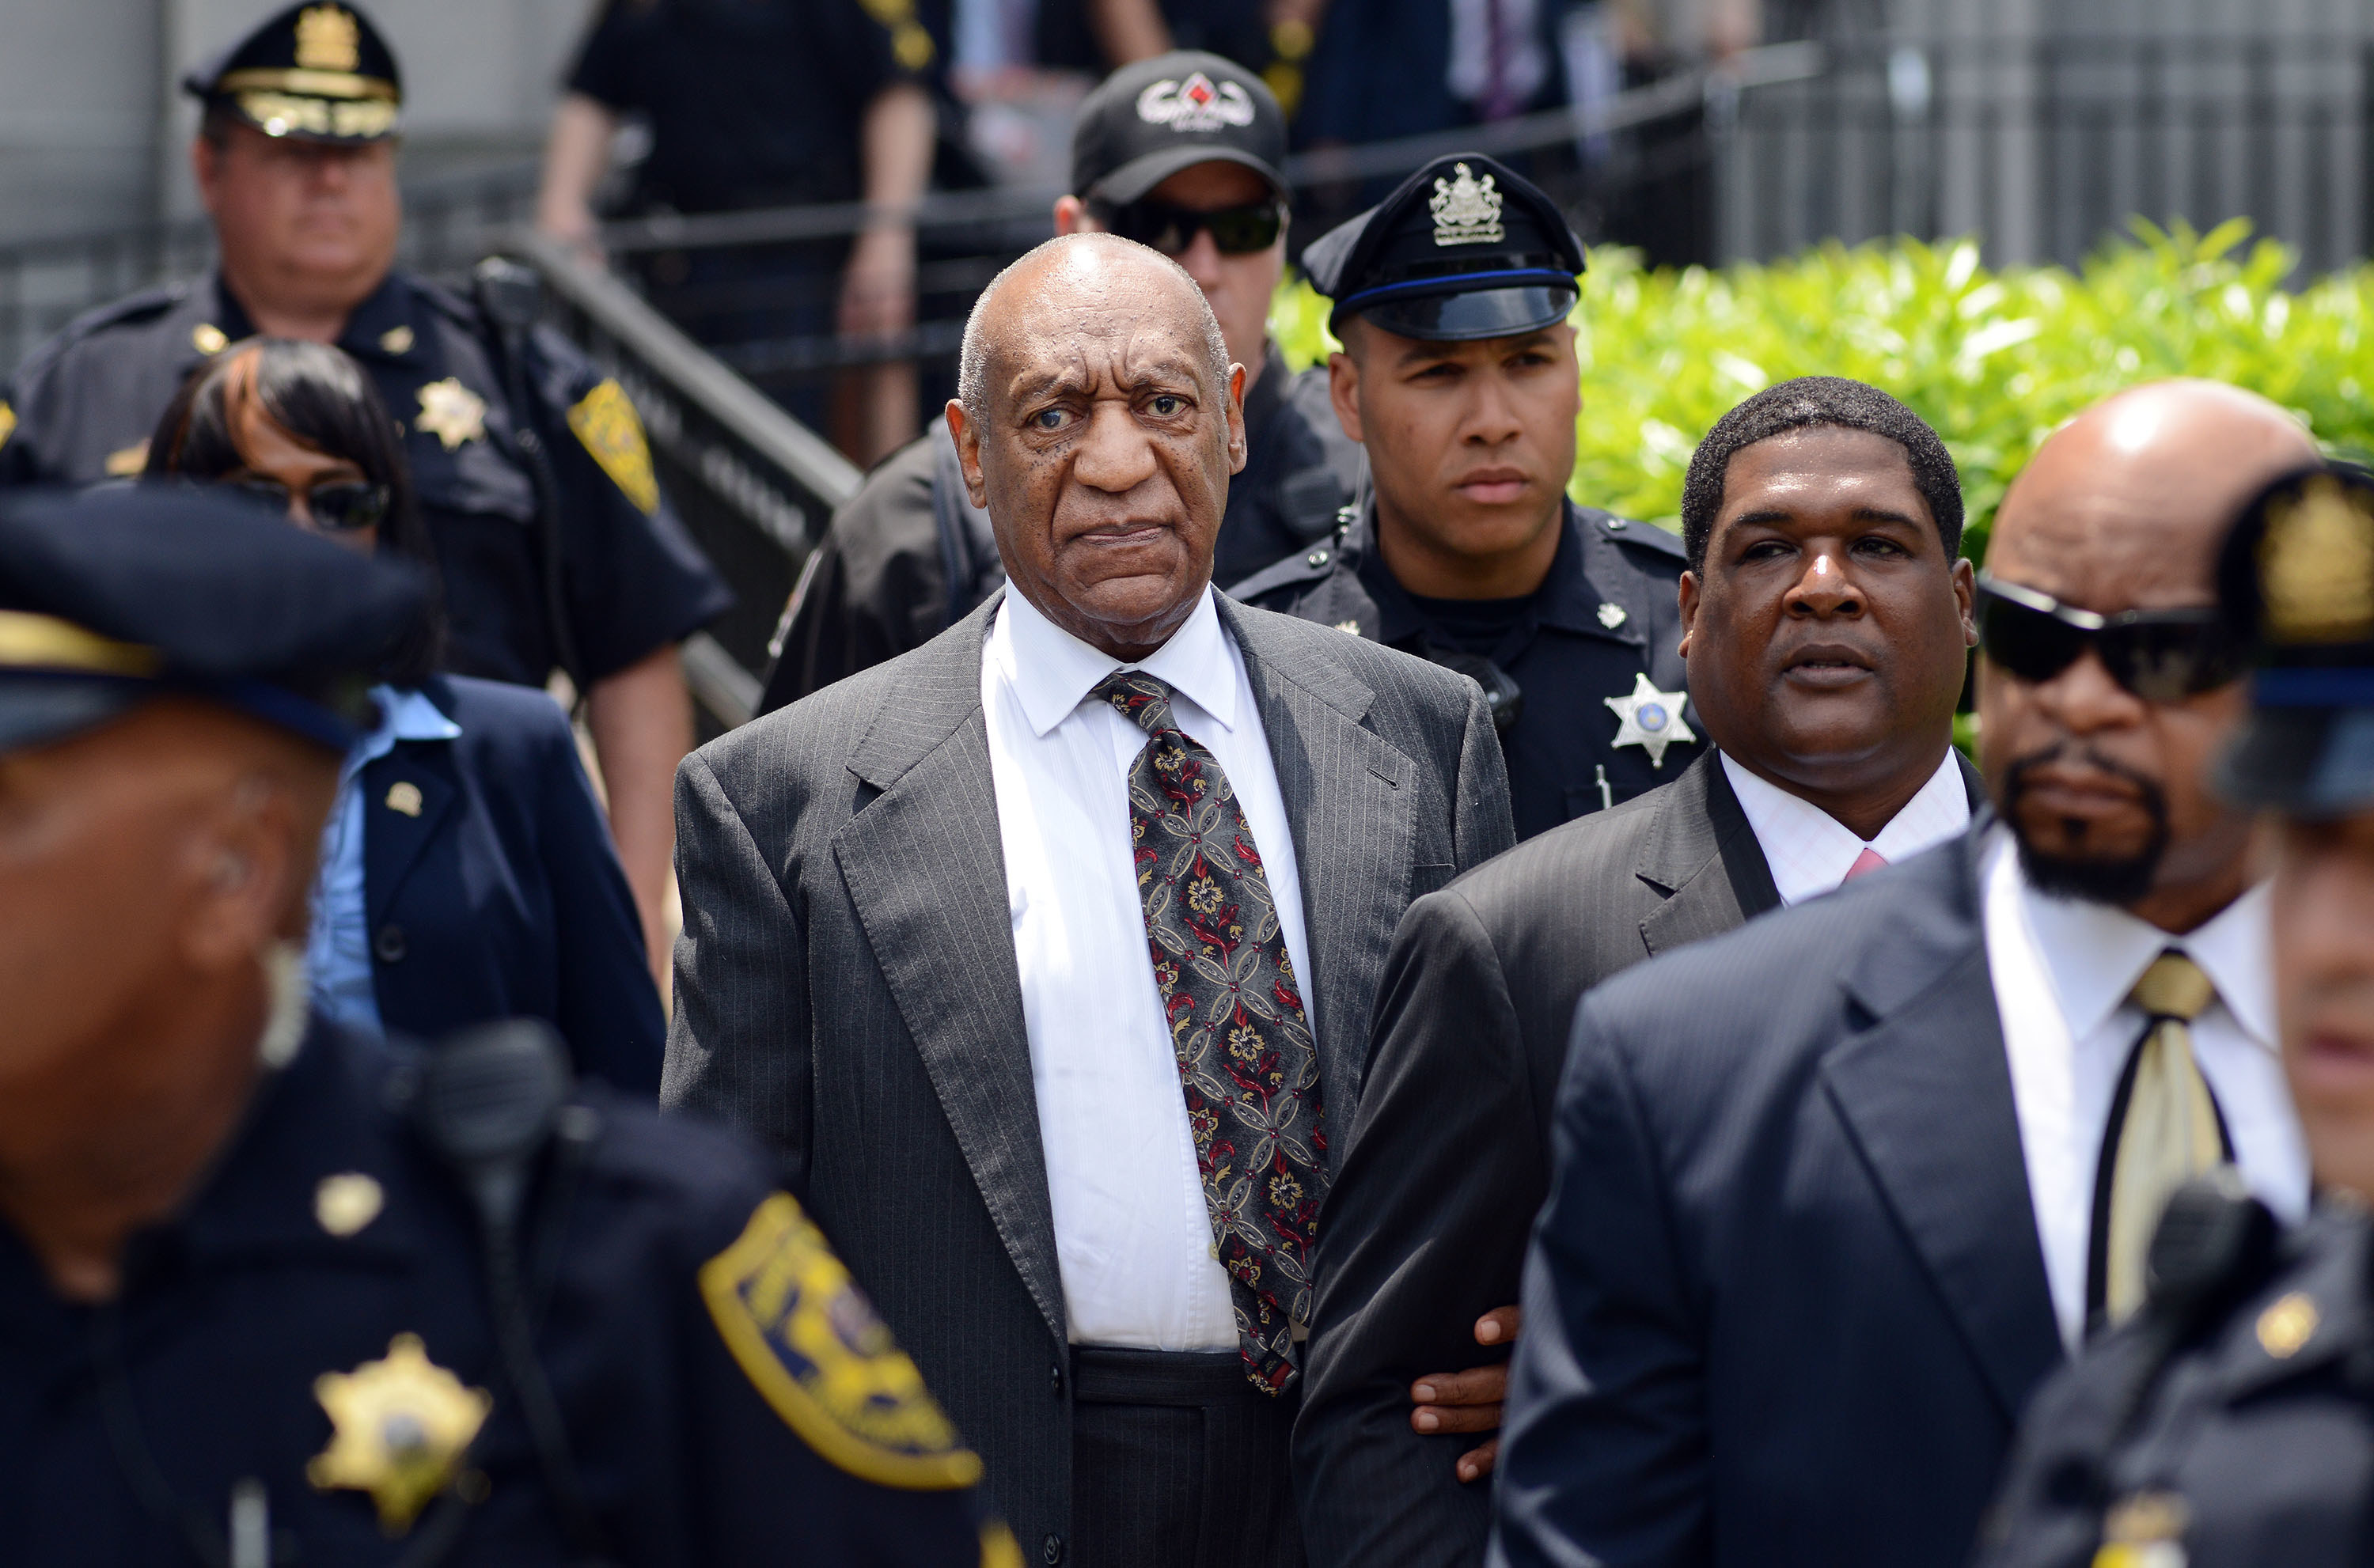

{"left": 567, "top": 379, "right": 661, "bottom": 514}
{"left": 700, "top": 1192, "right": 981, "bottom": 1490}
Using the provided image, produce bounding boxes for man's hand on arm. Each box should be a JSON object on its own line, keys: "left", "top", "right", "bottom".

{"left": 1413, "top": 1305, "right": 1523, "bottom": 1483}
{"left": 585, "top": 642, "right": 695, "bottom": 993}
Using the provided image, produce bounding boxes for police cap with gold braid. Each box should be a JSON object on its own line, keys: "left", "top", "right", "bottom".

{"left": 0, "top": 485, "right": 428, "bottom": 755}
{"left": 2215, "top": 460, "right": 2374, "bottom": 815}
{"left": 183, "top": 2, "right": 404, "bottom": 146}
{"left": 1299, "top": 151, "right": 1585, "bottom": 343}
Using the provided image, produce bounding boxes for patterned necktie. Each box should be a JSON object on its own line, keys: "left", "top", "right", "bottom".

{"left": 2091, "top": 951, "right": 2228, "bottom": 1327}
{"left": 1092, "top": 670, "right": 1328, "bottom": 1395}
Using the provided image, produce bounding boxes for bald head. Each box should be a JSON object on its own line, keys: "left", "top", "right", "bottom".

{"left": 1993, "top": 379, "right": 2318, "bottom": 607}
{"left": 946, "top": 231, "right": 1250, "bottom": 662}
{"left": 958, "top": 233, "right": 1231, "bottom": 427}
{"left": 1981, "top": 379, "right": 2320, "bottom": 932}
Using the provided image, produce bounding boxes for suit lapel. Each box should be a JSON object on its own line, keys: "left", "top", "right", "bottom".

{"left": 1219, "top": 597, "right": 1415, "bottom": 1145}
{"left": 362, "top": 746, "right": 458, "bottom": 926}
{"left": 1636, "top": 753, "right": 1781, "bottom": 959}
{"left": 831, "top": 596, "right": 1064, "bottom": 1340}
{"left": 1818, "top": 835, "right": 2062, "bottom": 1419}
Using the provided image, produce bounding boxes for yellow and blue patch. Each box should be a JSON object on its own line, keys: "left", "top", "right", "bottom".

{"left": 566, "top": 379, "right": 661, "bottom": 516}
{"left": 700, "top": 1193, "right": 982, "bottom": 1490}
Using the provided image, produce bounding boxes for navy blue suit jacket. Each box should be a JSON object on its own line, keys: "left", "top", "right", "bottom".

{"left": 361, "top": 674, "right": 663, "bottom": 1093}
{"left": 1492, "top": 828, "right": 2065, "bottom": 1568}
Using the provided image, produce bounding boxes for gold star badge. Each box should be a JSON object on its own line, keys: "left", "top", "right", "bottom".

{"left": 309, "top": 1335, "right": 490, "bottom": 1533}
{"left": 1605, "top": 672, "right": 1695, "bottom": 769}
{"left": 1333, "top": 619, "right": 1362, "bottom": 636}
{"left": 379, "top": 324, "right": 415, "bottom": 356}
{"left": 385, "top": 780, "right": 423, "bottom": 818}
{"left": 193, "top": 323, "right": 229, "bottom": 355}
{"left": 414, "top": 379, "right": 487, "bottom": 452}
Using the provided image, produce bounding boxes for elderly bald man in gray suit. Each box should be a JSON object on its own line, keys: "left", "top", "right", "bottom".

{"left": 663, "top": 231, "right": 1514, "bottom": 1568}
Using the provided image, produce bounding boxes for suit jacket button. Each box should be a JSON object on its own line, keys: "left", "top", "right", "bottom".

{"left": 1049, "top": 1361, "right": 1064, "bottom": 1396}
{"left": 1041, "top": 1534, "right": 1064, "bottom": 1566}
{"left": 373, "top": 923, "right": 408, "bottom": 963}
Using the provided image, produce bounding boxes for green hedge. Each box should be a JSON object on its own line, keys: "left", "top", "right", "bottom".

{"left": 1269, "top": 221, "right": 2374, "bottom": 565}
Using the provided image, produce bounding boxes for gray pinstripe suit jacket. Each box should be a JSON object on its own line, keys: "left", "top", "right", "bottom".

{"left": 662, "top": 586, "right": 1515, "bottom": 1557}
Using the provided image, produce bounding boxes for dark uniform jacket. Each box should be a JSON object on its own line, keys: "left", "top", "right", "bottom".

{"left": 758, "top": 344, "right": 1359, "bottom": 713}
{"left": 366, "top": 674, "right": 663, "bottom": 1093}
{"left": 0, "top": 269, "right": 731, "bottom": 690}
{"left": 1233, "top": 500, "right": 1698, "bottom": 841}
{"left": 1492, "top": 827, "right": 2064, "bottom": 1568}
{"left": 1978, "top": 1203, "right": 2374, "bottom": 1568}
{"left": 0, "top": 1021, "right": 995, "bottom": 1566}
{"left": 1299, "top": 749, "right": 1985, "bottom": 1566}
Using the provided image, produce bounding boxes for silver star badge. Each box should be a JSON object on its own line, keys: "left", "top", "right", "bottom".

{"left": 1596, "top": 601, "right": 1628, "bottom": 630}
{"left": 1605, "top": 672, "right": 1694, "bottom": 769}
{"left": 415, "top": 378, "right": 487, "bottom": 452}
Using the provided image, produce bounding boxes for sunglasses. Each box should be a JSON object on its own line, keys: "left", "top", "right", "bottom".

{"left": 1096, "top": 198, "right": 1284, "bottom": 256}
{"left": 231, "top": 476, "right": 393, "bottom": 533}
{"left": 1976, "top": 573, "right": 2247, "bottom": 702}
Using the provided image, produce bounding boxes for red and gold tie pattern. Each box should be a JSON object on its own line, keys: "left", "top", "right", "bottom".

{"left": 1093, "top": 670, "right": 1328, "bottom": 1394}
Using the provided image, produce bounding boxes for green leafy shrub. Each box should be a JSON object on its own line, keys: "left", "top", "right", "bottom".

{"left": 1270, "top": 220, "right": 2374, "bottom": 564}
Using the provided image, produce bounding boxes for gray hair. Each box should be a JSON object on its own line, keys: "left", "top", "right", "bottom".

{"left": 956, "top": 233, "right": 1232, "bottom": 426}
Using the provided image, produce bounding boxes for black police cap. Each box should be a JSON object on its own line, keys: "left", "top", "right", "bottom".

{"left": 1072, "top": 51, "right": 1288, "bottom": 207}
{"left": 0, "top": 485, "right": 429, "bottom": 756}
{"left": 2213, "top": 461, "right": 2374, "bottom": 816}
{"left": 1301, "top": 153, "right": 1585, "bottom": 343}
{"left": 183, "top": 2, "right": 403, "bottom": 145}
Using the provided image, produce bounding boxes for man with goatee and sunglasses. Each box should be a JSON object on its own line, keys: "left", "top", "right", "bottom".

{"left": 1492, "top": 379, "right": 2318, "bottom": 1568}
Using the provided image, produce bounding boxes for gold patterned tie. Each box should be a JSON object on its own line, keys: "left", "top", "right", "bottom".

{"left": 2093, "top": 951, "right": 2228, "bottom": 1326}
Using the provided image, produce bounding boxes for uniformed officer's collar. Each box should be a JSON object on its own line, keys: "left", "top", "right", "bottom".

{"left": 2185, "top": 1203, "right": 2372, "bottom": 1402}
{"left": 165, "top": 1019, "right": 423, "bottom": 1274}
{"left": 1356, "top": 499, "right": 1635, "bottom": 645}
{"left": 197, "top": 268, "right": 419, "bottom": 369}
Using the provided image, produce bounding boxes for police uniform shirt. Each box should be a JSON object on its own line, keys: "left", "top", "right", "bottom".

{"left": 0, "top": 1019, "right": 996, "bottom": 1566}
{"left": 568, "top": 0, "right": 929, "bottom": 214}
{"left": 1231, "top": 499, "right": 1697, "bottom": 840}
{"left": 1980, "top": 1203, "right": 2374, "bottom": 1568}
{"left": 0, "top": 269, "right": 731, "bottom": 690}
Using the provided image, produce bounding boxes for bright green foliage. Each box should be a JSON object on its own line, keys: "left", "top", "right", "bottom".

{"left": 1269, "top": 220, "right": 2374, "bottom": 564}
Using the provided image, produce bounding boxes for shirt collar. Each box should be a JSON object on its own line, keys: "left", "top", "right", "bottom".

{"left": 2009, "top": 831, "right": 2277, "bottom": 1048}
{"left": 1720, "top": 747, "right": 1971, "bottom": 905}
{"left": 347, "top": 683, "right": 462, "bottom": 775}
{"left": 998, "top": 583, "right": 1239, "bottom": 738}
{"left": 201, "top": 270, "right": 412, "bottom": 364}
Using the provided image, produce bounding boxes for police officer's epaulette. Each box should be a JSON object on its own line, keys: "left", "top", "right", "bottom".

{"left": 9, "top": 282, "right": 193, "bottom": 381}
{"left": 1225, "top": 509, "right": 1357, "bottom": 602}
{"left": 1585, "top": 509, "right": 1687, "bottom": 562}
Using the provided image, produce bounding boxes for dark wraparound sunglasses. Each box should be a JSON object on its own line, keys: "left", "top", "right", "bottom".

{"left": 1094, "top": 199, "right": 1284, "bottom": 256}
{"left": 1976, "top": 573, "right": 2248, "bottom": 701}
{"left": 232, "top": 476, "right": 393, "bottom": 533}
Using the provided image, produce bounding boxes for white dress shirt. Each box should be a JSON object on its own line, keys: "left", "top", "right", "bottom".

{"left": 1720, "top": 748, "right": 1972, "bottom": 905}
{"left": 981, "top": 585, "right": 1315, "bottom": 1350}
{"left": 1980, "top": 828, "right": 2309, "bottom": 1350}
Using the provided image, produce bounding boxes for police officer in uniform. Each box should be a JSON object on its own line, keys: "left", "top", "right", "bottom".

{"left": 758, "top": 51, "right": 1360, "bottom": 714}
{"left": 1232, "top": 153, "right": 1699, "bottom": 841}
{"left": 1975, "top": 461, "right": 2374, "bottom": 1568}
{"left": 0, "top": 2, "right": 730, "bottom": 983}
{"left": 0, "top": 484, "right": 1005, "bottom": 1566}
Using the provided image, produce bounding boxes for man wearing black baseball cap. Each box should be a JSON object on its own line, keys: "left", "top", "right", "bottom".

{"left": 759, "top": 50, "right": 1360, "bottom": 714}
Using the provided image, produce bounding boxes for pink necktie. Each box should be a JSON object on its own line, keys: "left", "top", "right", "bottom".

{"left": 1843, "top": 846, "right": 1887, "bottom": 883}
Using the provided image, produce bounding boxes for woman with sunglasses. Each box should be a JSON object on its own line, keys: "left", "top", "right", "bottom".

{"left": 145, "top": 338, "right": 665, "bottom": 1093}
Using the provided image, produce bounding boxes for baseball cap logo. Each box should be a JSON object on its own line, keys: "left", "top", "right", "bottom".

{"left": 1136, "top": 72, "right": 1257, "bottom": 133}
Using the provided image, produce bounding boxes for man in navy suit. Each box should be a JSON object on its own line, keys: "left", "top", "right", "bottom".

{"left": 1491, "top": 381, "right": 2322, "bottom": 1568}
